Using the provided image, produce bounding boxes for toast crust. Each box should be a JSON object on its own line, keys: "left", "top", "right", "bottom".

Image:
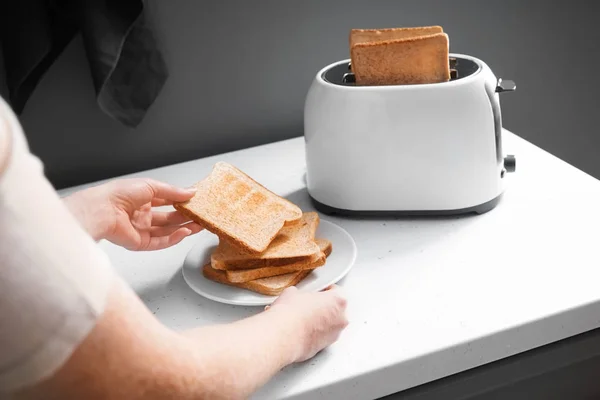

{"left": 225, "top": 252, "right": 326, "bottom": 283}
{"left": 350, "top": 26, "right": 443, "bottom": 47}
{"left": 203, "top": 264, "right": 312, "bottom": 296}
{"left": 211, "top": 212, "right": 321, "bottom": 270}
{"left": 350, "top": 31, "right": 450, "bottom": 86}
{"left": 214, "top": 252, "right": 321, "bottom": 270}
{"left": 224, "top": 239, "right": 332, "bottom": 283}
{"left": 174, "top": 162, "right": 302, "bottom": 253}
{"left": 316, "top": 238, "right": 333, "bottom": 258}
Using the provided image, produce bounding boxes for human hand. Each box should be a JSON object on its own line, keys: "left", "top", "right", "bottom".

{"left": 64, "top": 178, "right": 202, "bottom": 251}
{"left": 268, "top": 285, "right": 348, "bottom": 362}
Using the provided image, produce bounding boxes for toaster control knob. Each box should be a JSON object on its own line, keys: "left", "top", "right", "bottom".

{"left": 504, "top": 155, "right": 516, "bottom": 172}
{"left": 496, "top": 79, "right": 516, "bottom": 93}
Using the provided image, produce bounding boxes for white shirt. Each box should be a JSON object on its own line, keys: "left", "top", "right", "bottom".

{"left": 0, "top": 96, "right": 113, "bottom": 393}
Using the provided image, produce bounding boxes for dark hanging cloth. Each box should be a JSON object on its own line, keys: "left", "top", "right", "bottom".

{"left": 0, "top": 0, "right": 168, "bottom": 128}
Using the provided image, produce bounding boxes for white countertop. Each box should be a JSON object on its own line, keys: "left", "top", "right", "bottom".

{"left": 60, "top": 130, "right": 600, "bottom": 400}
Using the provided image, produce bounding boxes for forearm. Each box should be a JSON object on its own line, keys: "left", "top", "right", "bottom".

{"left": 182, "top": 308, "right": 303, "bottom": 399}
{"left": 13, "top": 278, "right": 302, "bottom": 400}
{"left": 12, "top": 278, "right": 201, "bottom": 400}
{"left": 62, "top": 188, "right": 112, "bottom": 241}
{"left": 0, "top": 117, "right": 11, "bottom": 176}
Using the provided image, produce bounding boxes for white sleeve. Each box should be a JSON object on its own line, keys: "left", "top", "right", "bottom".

{"left": 0, "top": 96, "right": 114, "bottom": 393}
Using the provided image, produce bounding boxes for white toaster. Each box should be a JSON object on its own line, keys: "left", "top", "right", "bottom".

{"left": 303, "top": 53, "right": 516, "bottom": 216}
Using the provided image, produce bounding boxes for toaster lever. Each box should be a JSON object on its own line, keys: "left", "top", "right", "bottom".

{"left": 496, "top": 78, "right": 516, "bottom": 93}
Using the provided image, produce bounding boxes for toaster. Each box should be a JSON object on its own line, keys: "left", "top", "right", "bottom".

{"left": 303, "top": 53, "right": 516, "bottom": 216}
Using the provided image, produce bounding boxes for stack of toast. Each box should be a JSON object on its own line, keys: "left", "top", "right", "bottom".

{"left": 349, "top": 25, "right": 451, "bottom": 86}
{"left": 175, "top": 162, "right": 332, "bottom": 296}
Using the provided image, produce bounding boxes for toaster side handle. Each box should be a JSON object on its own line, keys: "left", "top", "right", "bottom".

{"left": 485, "top": 76, "right": 516, "bottom": 166}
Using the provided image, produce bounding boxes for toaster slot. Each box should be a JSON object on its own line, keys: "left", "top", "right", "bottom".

{"left": 342, "top": 72, "right": 356, "bottom": 84}
{"left": 323, "top": 56, "right": 480, "bottom": 86}
{"left": 450, "top": 57, "right": 458, "bottom": 79}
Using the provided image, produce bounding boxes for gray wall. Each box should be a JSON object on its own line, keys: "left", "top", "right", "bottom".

{"left": 4, "top": 0, "right": 600, "bottom": 189}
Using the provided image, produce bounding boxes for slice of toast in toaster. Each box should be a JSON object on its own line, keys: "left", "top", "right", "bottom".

{"left": 211, "top": 212, "right": 321, "bottom": 270}
{"left": 350, "top": 30, "right": 450, "bottom": 86}
{"left": 203, "top": 263, "right": 313, "bottom": 296}
{"left": 224, "top": 238, "right": 333, "bottom": 283}
{"left": 349, "top": 26, "right": 443, "bottom": 48}
{"left": 174, "top": 162, "right": 303, "bottom": 253}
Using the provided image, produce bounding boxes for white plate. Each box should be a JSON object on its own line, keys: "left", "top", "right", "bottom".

{"left": 182, "top": 219, "right": 357, "bottom": 306}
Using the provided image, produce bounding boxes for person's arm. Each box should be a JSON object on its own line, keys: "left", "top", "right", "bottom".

{"left": 183, "top": 285, "right": 348, "bottom": 395}
{"left": 0, "top": 116, "right": 11, "bottom": 175}
{"left": 14, "top": 278, "right": 347, "bottom": 400}
{"left": 0, "top": 95, "right": 347, "bottom": 399}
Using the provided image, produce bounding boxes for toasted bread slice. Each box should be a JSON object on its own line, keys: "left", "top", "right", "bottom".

{"left": 211, "top": 212, "right": 321, "bottom": 270}
{"left": 203, "top": 263, "right": 312, "bottom": 296}
{"left": 350, "top": 31, "right": 450, "bottom": 86}
{"left": 349, "top": 26, "right": 443, "bottom": 48}
{"left": 225, "top": 238, "right": 333, "bottom": 283}
{"left": 315, "top": 238, "right": 333, "bottom": 258}
{"left": 174, "top": 162, "right": 302, "bottom": 253}
{"left": 226, "top": 253, "right": 325, "bottom": 283}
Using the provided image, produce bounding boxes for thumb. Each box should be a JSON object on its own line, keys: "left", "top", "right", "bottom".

{"left": 272, "top": 286, "right": 298, "bottom": 305}
{"left": 143, "top": 179, "right": 198, "bottom": 203}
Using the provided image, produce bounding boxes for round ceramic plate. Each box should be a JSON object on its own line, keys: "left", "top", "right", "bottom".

{"left": 182, "top": 219, "right": 357, "bottom": 306}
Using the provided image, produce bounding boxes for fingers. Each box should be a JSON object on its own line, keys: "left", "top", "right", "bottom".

{"left": 152, "top": 211, "right": 195, "bottom": 227}
{"left": 146, "top": 228, "right": 191, "bottom": 251}
{"left": 151, "top": 198, "right": 174, "bottom": 207}
{"left": 108, "top": 178, "right": 196, "bottom": 209}
{"left": 145, "top": 222, "right": 202, "bottom": 251}
{"left": 150, "top": 222, "right": 202, "bottom": 238}
{"left": 321, "top": 284, "right": 347, "bottom": 315}
{"left": 142, "top": 178, "right": 197, "bottom": 204}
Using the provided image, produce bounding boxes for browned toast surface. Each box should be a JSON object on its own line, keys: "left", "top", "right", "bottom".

{"left": 350, "top": 30, "right": 450, "bottom": 86}
{"left": 202, "top": 263, "right": 312, "bottom": 296}
{"left": 211, "top": 212, "right": 321, "bottom": 270}
{"left": 224, "top": 238, "right": 332, "bottom": 283}
{"left": 174, "top": 162, "right": 302, "bottom": 253}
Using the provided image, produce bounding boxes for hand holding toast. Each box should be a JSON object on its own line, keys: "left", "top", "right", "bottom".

{"left": 64, "top": 178, "right": 203, "bottom": 250}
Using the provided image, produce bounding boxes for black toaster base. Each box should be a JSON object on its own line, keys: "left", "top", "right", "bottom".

{"left": 309, "top": 195, "right": 502, "bottom": 217}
